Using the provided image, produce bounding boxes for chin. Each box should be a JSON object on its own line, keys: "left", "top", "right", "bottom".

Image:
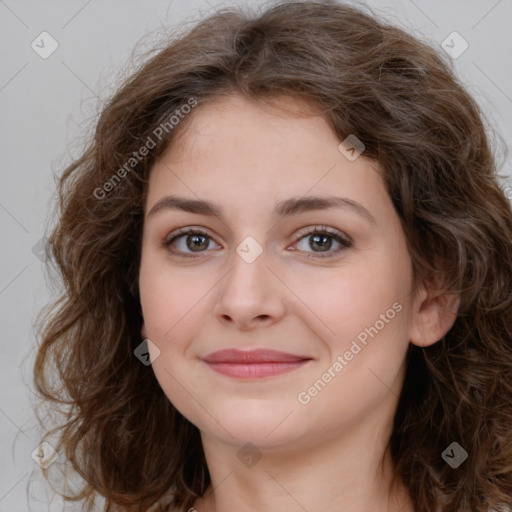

{"left": 195, "top": 403, "right": 299, "bottom": 447}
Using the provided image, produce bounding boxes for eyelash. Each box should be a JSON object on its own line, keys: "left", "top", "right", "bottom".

{"left": 162, "top": 225, "right": 353, "bottom": 259}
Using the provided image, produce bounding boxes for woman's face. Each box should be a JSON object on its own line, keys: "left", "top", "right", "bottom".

{"left": 139, "top": 93, "right": 424, "bottom": 450}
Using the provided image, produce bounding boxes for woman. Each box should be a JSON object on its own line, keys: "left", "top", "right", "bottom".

{"left": 33, "top": 1, "right": 512, "bottom": 511}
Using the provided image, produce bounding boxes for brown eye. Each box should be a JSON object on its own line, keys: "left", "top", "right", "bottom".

{"left": 164, "top": 228, "right": 220, "bottom": 256}
{"left": 294, "top": 226, "right": 352, "bottom": 259}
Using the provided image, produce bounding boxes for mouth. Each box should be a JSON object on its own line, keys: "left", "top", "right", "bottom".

{"left": 200, "top": 349, "right": 313, "bottom": 379}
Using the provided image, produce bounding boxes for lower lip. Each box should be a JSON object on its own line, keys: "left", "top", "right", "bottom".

{"left": 204, "top": 361, "right": 310, "bottom": 379}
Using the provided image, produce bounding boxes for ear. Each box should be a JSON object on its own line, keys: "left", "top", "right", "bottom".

{"left": 409, "top": 276, "right": 460, "bottom": 348}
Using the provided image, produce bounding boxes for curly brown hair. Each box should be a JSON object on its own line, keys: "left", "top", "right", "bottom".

{"left": 33, "top": 1, "right": 512, "bottom": 511}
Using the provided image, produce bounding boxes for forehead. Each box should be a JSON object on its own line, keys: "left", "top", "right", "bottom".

{"left": 162, "top": 93, "right": 335, "bottom": 162}
{"left": 146, "top": 93, "right": 388, "bottom": 220}
{"left": 153, "top": 94, "right": 375, "bottom": 179}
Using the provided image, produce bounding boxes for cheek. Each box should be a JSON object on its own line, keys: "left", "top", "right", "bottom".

{"left": 292, "top": 255, "right": 409, "bottom": 346}
{"left": 296, "top": 267, "right": 411, "bottom": 417}
{"left": 138, "top": 262, "right": 208, "bottom": 420}
{"left": 139, "top": 259, "right": 195, "bottom": 341}
{"left": 139, "top": 260, "right": 222, "bottom": 368}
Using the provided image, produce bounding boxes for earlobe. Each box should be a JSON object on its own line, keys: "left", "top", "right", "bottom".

{"left": 409, "top": 280, "right": 460, "bottom": 348}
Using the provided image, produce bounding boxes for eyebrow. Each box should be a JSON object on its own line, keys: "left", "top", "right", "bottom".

{"left": 147, "top": 194, "right": 377, "bottom": 225}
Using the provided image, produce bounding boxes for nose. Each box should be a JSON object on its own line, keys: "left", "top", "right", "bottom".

{"left": 212, "top": 247, "right": 287, "bottom": 331}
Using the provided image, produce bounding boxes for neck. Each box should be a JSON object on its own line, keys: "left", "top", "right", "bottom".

{"left": 192, "top": 415, "right": 414, "bottom": 512}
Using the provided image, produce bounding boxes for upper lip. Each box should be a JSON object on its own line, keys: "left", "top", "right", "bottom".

{"left": 201, "top": 349, "right": 312, "bottom": 364}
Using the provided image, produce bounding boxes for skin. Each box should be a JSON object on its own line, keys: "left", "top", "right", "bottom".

{"left": 138, "top": 93, "right": 460, "bottom": 512}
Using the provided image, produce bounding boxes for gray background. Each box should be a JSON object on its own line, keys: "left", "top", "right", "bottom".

{"left": 1, "top": 0, "right": 511, "bottom": 510}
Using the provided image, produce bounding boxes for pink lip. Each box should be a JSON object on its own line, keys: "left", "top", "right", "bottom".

{"left": 201, "top": 349, "right": 312, "bottom": 379}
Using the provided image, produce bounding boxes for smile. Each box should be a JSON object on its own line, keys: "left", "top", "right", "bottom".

{"left": 200, "top": 349, "right": 313, "bottom": 379}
